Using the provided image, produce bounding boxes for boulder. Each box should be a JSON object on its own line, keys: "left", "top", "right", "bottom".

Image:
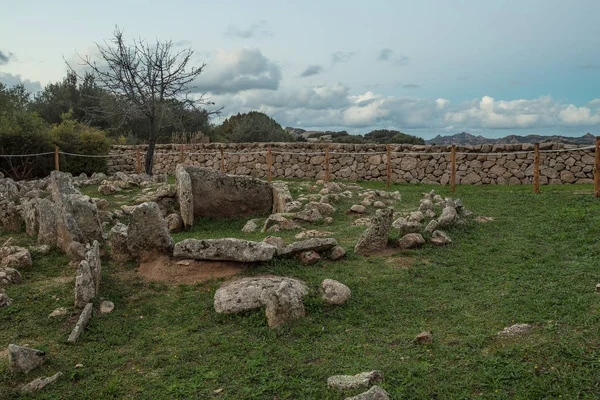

{"left": 299, "top": 250, "right": 321, "bottom": 265}
{"left": 263, "top": 279, "right": 307, "bottom": 328}
{"left": 173, "top": 238, "right": 277, "bottom": 262}
{"left": 293, "top": 208, "right": 323, "bottom": 222}
{"left": 425, "top": 220, "right": 438, "bottom": 234}
{"left": 263, "top": 236, "right": 285, "bottom": 251}
{"left": 354, "top": 209, "right": 393, "bottom": 255}
{"left": 279, "top": 238, "right": 338, "bottom": 257}
{"left": 100, "top": 300, "right": 115, "bottom": 314}
{"left": 396, "top": 233, "right": 425, "bottom": 250}
{"left": 350, "top": 205, "right": 366, "bottom": 214}
{"left": 214, "top": 276, "right": 309, "bottom": 315}
{"left": 437, "top": 205, "right": 457, "bottom": 228}
{"left": 0, "top": 267, "right": 21, "bottom": 286}
{"left": 344, "top": 386, "right": 390, "bottom": 400}
{"left": 8, "top": 344, "right": 46, "bottom": 373}
{"left": 329, "top": 246, "right": 347, "bottom": 260}
{"left": 37, "top": 198, "right": 58, "bottom": 246}
{"left": 108, "top": 222, "right": 134, "bottom": 262}
{"left": 321, "top": 279, "right": 351, "bottom": 305}
{"left": 430, "top": 230, "right": 451, "bottom": 246}
{"left": 177, "top": 165, "right": 273, "bottom": 218}
{"left": 20, "top": 372, "right": 63, "bottom": 393}
{"left": 0, "top": 246, "right": 32, "bottom": 269}
{"left": 392, "top": 218, "right": 421, "bottom": 235}
{"left": 126, "top": 202, "right": 173, "bottom": 259}
{"left": 263, "top": 214, "right": 301, "bottom": 232}
{"left": 498, "top": 323, "right": 533, "bottom": 337}
{"left": 304, "top": 201, "right": 335, "bottom": 216}
{"left": 327, "top": 371, "right": 384, "bottom": 391}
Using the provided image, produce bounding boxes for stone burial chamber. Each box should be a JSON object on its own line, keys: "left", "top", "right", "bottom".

{"left": 176, "top": 165, "right": 288, "bottom": 227}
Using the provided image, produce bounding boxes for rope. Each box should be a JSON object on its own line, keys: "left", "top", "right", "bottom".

{"left": 0, "top": 151, "right": 55, "bottom": 158}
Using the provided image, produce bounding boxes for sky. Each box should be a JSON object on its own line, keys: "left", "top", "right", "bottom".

{"left": 1, "top": 0, "right": 600, "bottom": 139}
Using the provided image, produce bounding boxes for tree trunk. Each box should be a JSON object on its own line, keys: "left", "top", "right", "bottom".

{"left": 145, "top": 120, "right": 157, "bottom": 175}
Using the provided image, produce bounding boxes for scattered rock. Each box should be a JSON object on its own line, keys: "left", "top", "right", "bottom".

{"left": 498, "top": 323, "right": 533, "bottom": 337}
{"left": 414, "top": 331, "right": 433, "bottom": 344}
{"left": 279, "top": 238, "right": 338, "bottom": 257}
{"left": 67, "top": 303, "right": 93, "bottom": 344}
{"left": 0, "top": 291, "right": 12, "bottom": 307}
{"left": 327, "top": 370, "right": 384, "bottom": 391}
{"left": 396, "top": 233, "right": 425, "bottom": 250}
{"left": 48, "top": 307, "right": 68, "bottom": 318}
{"left": 100, "top": 300, "right": 114, "bottom": 314}
{"left": 127, "top": 202, "right": 174, "bottom": 259}
{"left": 355, "top": 209, "right": 393, "bottom": 255}
{"left": 352, "top": 218, "right": 371, "bottom": 227}
{"left": 392, "top": 218, "right": 422, "bottom": 235}
{"left": 263, "top": 214, "right": 301, "bottom": 231}
{"left": 430, "top": 230, "right": 451, "bottom": 246}
{"left": 242, "top": 219, "right": 259, "bottom": 233}
{"left": 329, "top": 246, "right": 346, "bottom": 260}
{"left": 425, "top": 220, "right": 438, "bottom": 234}
{"left": 324, "top": 217, "right": 334, "bottom": 224}
{"left": 299, "top": 250, "right": 321, "bottom": 265}
{"left": 474, "top": 216, "right": 495, "bottom": 223}
{"left": 373, "top": 201, "right": 386, "bottom": 208}
{"left": 174, "top": 238, "right": 277, "bottom": 262}
{"left": 437, "top": 205, "right": 458, "bottom": 228}
{"left": 264, "top": 278, "right": 307, "bottom": 328}
{"left": 304, "top": 201, "right": 335, "bottom": 216}
{"left": 408, "top": 211, "right": 424, "bottom": 223}
{"left": 344, "top": 386, "right": 390, "bottom": 400}
{"left": 0, "top": 246, "right": 32, "bottom": 269}
{"left": 293, "top": 208, "right": 323, "bottom": 222}
{"left": 0, "top": 266, "right": 22, "bottom": 286}
{"left": 321, "top": 279, "right": 351, "bottom": 305}
{"left": 20, "top": 372, "right": 63, "bottom": 393}
{"left": 350, "top": 205, "right": 366, "bottom": 214}
{"left": 8, "top": 344, "right": 46, "bottom": 373}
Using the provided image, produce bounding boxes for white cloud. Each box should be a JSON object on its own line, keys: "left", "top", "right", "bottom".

{"left": 0, "top": 72, "right": 42, "bottom": 93}
{"left": 559, "top": 105, "right": 600, "bottom": 126}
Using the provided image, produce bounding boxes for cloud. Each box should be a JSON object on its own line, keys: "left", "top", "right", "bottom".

{"left": 299, "top": 65, "right": 324, "bottom": 78}
{"left": 0, "top": 50, "right": 14, "bottom": 65}
{"left": 378, "top": 48, "right": 392, "bottom": 61}
{"left": 0, "top": 72, "right": 42, "bottom": 92}
{"left": 192, "top": 48, "right": 281, "bottom": 94}
{"left": 332, "top": 51, "right": 355, "bottom": 64}
{"left": 558, "top": 105, "right": 600, "bottom": 126}
{"left": 225, "top": 21, "right": 273, "bottom": 39}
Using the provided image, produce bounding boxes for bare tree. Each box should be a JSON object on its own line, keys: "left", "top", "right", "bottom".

{"left": 71, "top": 27, "right": 218, "bottom": 174}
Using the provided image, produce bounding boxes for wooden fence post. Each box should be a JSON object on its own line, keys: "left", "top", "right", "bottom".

{"left": 54, "top": 145, "right": 59, "bottom": 171}
{"left": 325, "top": 145, "right": 330, "bottom": 182}
{"left": 136, "top": 147, "right": 141, "bottom": 174}
{"left": 595, "top": 137, "right": 600, "bottom": 198}
{"left": 220, "top": 148, "right": 225, "bottom": 172}
{"left": 534, "top": 143, "right": 540, "bottom": 194}
{"left": 386, "top": 144, "right": 391, "bottom": 188}
{"left": 267, "top": 145, "right": 272, "bottom": 182}
{"left": 451, "top": 144, "right": 456, "bottom": 193}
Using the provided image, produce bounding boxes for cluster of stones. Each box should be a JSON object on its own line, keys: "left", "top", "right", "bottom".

{"left": 327, "top": 370, "right": 389, "bottom": 399}
{"left": 108, "top": 142, "right": 594, "bottom": 185}
{"left": 0, "top": 238, "right": 32, "bottom": 302}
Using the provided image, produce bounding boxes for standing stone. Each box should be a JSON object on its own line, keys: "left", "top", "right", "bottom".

{"left": 355, "top": 209, "right": 393, "bottom": 255}
{"left": 174, "top": 238, "right": 277, "bottom": 262}
{"left": 263, "top": 280, "right": 306, "bottom": 328}
{"left": 37, "top": 198, "right": 58, "bottom": 246}
{"left": 22, "top": 198, "right": 40, "bottom": 237}
{"left": 321, "top": 279, "right": 351, "bottom": 305}
{"left": 86, "top": 241, "right": 101, "bottom": 293}
{"left": 126, "top": 202, "right": 174, "bottom": 259}
{"left": 67, "top": 303, "right": 93, "bottom": 344}
{"left": 74, "top": 260, "right": 95, "bottom": 308}
{"left": 8, "top": 344, "right": 46, "bottom": 373}
{"left": 108, "top": 222, "right": 134, "bottom": 262}
{"left": 272, "top": 182, "right": 294, "bottom": 213}
{"left": 175, "top": 164, "right": 194, "bottom": 228}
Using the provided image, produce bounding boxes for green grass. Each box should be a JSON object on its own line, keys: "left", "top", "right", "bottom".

{"left": 2, "top": 182, "right": 600, "bottom": 399}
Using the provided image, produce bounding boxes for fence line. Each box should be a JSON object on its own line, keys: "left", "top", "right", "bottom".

{"left": 3, "top": 141, "right": 600, "bottom": 197}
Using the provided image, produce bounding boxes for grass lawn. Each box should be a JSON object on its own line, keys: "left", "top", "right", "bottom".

{"left": 2, "top": 181, "right": 600, "bottom": 399}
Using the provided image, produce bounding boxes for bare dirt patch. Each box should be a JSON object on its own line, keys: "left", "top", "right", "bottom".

{"left": 137, "top": 256, "right": 243, "bottom": 284}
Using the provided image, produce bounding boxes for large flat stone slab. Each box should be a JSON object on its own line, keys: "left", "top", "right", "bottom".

{"left": 173, "top": 238, "right": 277, "bottom": 262}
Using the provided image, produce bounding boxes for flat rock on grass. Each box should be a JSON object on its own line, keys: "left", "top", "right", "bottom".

{"left": 21, "top": 372, "right": 62, "bottom": 393}
{"left": 279, "top": 238, "right": 338, "bottom": 257}
{"left": 8, "top": 344, "right": 46, "bottom": 373}
{"left": 344, "top": 386, "right": 390, "bottom": 400}
{"left": 173, "top": 238, "right": 277, "bottom": 262}
{"left": 498, "top": 323, "right": 533, "bottom": 337}
{"left": 328, "top": 370, "right": 384, "bottom": 391}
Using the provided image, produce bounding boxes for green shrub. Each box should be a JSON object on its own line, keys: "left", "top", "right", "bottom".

{"left": 0, "top": 111, "right": 54, "bottom": 180}
{"left": 50, "top": 113, "right": 112, "bottom": 176}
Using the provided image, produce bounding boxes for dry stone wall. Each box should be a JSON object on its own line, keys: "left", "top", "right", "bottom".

{"left": 108, "top": 142, "right": 596, "bottom": 185}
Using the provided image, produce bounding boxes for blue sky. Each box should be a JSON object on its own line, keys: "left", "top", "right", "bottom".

{"left": 1, "top": 0, "right": 600, "bottom": 138}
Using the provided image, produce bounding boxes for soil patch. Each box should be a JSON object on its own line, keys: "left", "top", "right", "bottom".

{"left": 137, "top": 256, "right": 243, "bottom": 284}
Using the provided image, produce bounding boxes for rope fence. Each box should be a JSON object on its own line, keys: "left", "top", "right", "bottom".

{"left": 2, "top": 140, "right": 600, "bottom": 197}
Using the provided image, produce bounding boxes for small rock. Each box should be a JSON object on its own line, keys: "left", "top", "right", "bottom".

{"left": 299, "top": 250, "right": 321, "bottom": 265}
{"left": 475, "top": 216, "right": 495, "bottom": 223}
{"left": 48, "top": 307, "right": 68, "bottom": 318}
{"left": 241, "top": 219, "right": 259, "bottom": 233}
{"left": 595, "top": 283, "right": 600, "bottom": 293}
{"left": 0, "top": 291, "right": 12, "bottom": 307}
{"left": 327, "top": 370, "right": 384, "bottom": 391}
{"left": 352, "top": 218, "right": 371, "bottom": 227}
{"left": 8, "top": 344, "right": 47, "bottom": 373}
{"left": 498, "top": 323, "right": 533, "bottom": 337}
{"left": 30, "top": 244, "right": 51, "bottom": 254}
{"left": 430, "top": 230, "right": 451, "bottom": 246}
{"left": 321, "top": 279, "right": 351, "bottom": 305}
{"left": 350, "top": 205, "right": 366, "bottom": 214}
{"left": 100, "top": 300, "right": 114, "bottom": 314}
{"left": 408, "top": 211, "right": 424, "bottom": 223}
{"left": 329, "top": 246, "right": 346, "bottom": 260}
{"left": 75, "top": 363, "right": 83, "bottom": 368}
{"left": 414, "top": 331, "right": 433, "bottom": 344}
{"left": 373, "top": 201, "right": 386, "bottom": 208}
{"left": 396, "top": 233, "right": 425, "bottom": 250}
{"left": 165, "top": 213, "right": 184, "bottom": 233}
{"left": 263, "top": 236, "right": 285, "bottom": 251}
{"left": 425, "top": 220, "right": 438, "bottom": 234}
{"left": 20, "top": 372, "right": 62, "bottom": 393}
{"left": 344, "top": 386, "right": 390, "bottom": 400}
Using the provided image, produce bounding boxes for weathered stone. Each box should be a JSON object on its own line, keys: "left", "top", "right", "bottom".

{"left": 272, "top": 181, "right": 294, "bottom": 213}
{"left": 86, "top": 240, "right": 101, "bottom": 293}
{"left": 264, "top": 279, "right": 307, "bottom": 328}
{"left": 414, "top": 331, "right": 433, "bottom": 344}
{"left": 263, "top": 236, "right": 285, "bottom": 250}
{"left": 329, "top": 246, "right": 346, "bottom": 260}
{"left": 98, "top": 184, "right": 118, "bottom": 195}
{"left": 8, "top": 344, "right": 46, "bottom": 373}
{"left": 373, "top": 201, "right": 386, "bottom": 208}
{"left": 321, "top": 279, "right": 351, "bottom": 305}
{"left": 174, "top": 238, "right": 277, "bottom": 262}
{"left": 22, "top": 198, "right": 40, "bottom": 237}
{"left": 74, "top": 260, "right": 96, "bottom": 308}
{"left": 352, "top": 218, "right": 372, "bottom": 227}
{"left": 175, "top": 164, "right": 194, "bottom": 227}
{"left": 67, "top": 241, "right": 86, "bottom": 261}
{"left": 0, "top": 267, "right": 22, "bottom": 286}
{"left": 37, "top": 198, "right": 58, "bottom": 246}
{"left": 355, "top": 209, "right": 393, "bottom": 255}
{"left": 498, "top": 323, "right": 533, "bottom": 337}
{"left": 214, "top": 276, "right": 309, "bottom": 314}
{"left": 165, "top": 213, "right": 184, "bottom": 233}
{"left": 461, "top": 172, "right": 481, "bottom": 184}
{"left": 0, "top": 246, "right": 32, "bottom": 269}
{"left": 408, "top": 211, "right": 424, "bottom": 223}
{"left": 350, "top": 205, "right": 366, "bottom": 214}
{"left": 425, "top": 220, "right": 438, "bottom": 234}
{"left": 293, "top": 208, "right": 322, "bottom": 222}
{"left": 437, "top": 206, "right": 457, "bottom": 228}
{"left": 127, "top": 202, "right": 173, "bottom": 259}
{"left": 242, "top": 219, "right": 259, "bottom": 233}
{"left": 396, "top": 233, "right": 425, "bottom": 250}
{"left": 327, "top": 371, "right": 384, "bottom": 391}
{"left": 108, "top": 222, "right": 133, "bottom": 262}
{"left": 392, "top": 218, "right": 422, "bottom": 235}
{"left": 0, "top": 291, "right": 12, "bottom": 307}
{"left": 344, "top": 386, "right": 390, "bottom": 400}
{"left": 67, "top": 302, "right": 94, "bottom": 344}
{"left": 100, "top": 300, "right": 114, "bottom": 314}
{"left": 48, "top": 307, "right": 68, "bottom": 318}
{"left": 430, "top": 230, "right": 451, "bottom": 246}
{"left": 20, "top": 372, "right": 63, "bottom": 393}
{"left": 304, "top": 201, "right": 335, "bottom": 216}
{"left": 299, "top": 250, "right": 321, "bottom": 265}
{"left": 279, "top": 238, "right": 338, "bottom": 257}
{"left": 179, "top": 166, "right": 273, "bottom": 218}
{"left": 263, "top": 214, "right": 301, "bottom": 231}
{"left": 294, "top": 230, "right": 333, "bottom": 240}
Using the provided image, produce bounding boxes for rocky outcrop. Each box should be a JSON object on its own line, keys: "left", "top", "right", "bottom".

{"left": 173, "top": 238, "right": 277, "bottom": 262}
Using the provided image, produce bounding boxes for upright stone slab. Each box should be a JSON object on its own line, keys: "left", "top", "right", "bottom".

{"left": 74, "top": 260, "right": 95, "bottom": 308}
{"left": 126, "top": 202, "right": 174, "bottom": 259}
{"left": 271, "top": 181, "right": 294, "bottom": 213}
{"left": 37, "top": 198, "right": 58, "bottom": 246}
{"left": 354, "top": 208, "right": 393, "bottom": 255}
{"left": 180, "top": 166, "right": 273, "bottom": 218}
{"left": 175, "top": 164, "right": 194, "bottom": 227}
{"left": 67, "top": 303, "right": 93, "bottom": 343}
{"left": 22, "top": 198, "right": 40, "bottom": 237}
{"left": 86, "top": 240, "right": 101, "bottom": 293}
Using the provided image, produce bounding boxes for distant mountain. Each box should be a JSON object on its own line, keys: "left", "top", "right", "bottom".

{"left": 426, "top": 132, "right": 595, "bottom": 146}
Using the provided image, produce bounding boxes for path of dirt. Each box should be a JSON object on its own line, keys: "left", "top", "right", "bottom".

{"left": 137, "top": 256, "right": 244, "bottom": 284}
